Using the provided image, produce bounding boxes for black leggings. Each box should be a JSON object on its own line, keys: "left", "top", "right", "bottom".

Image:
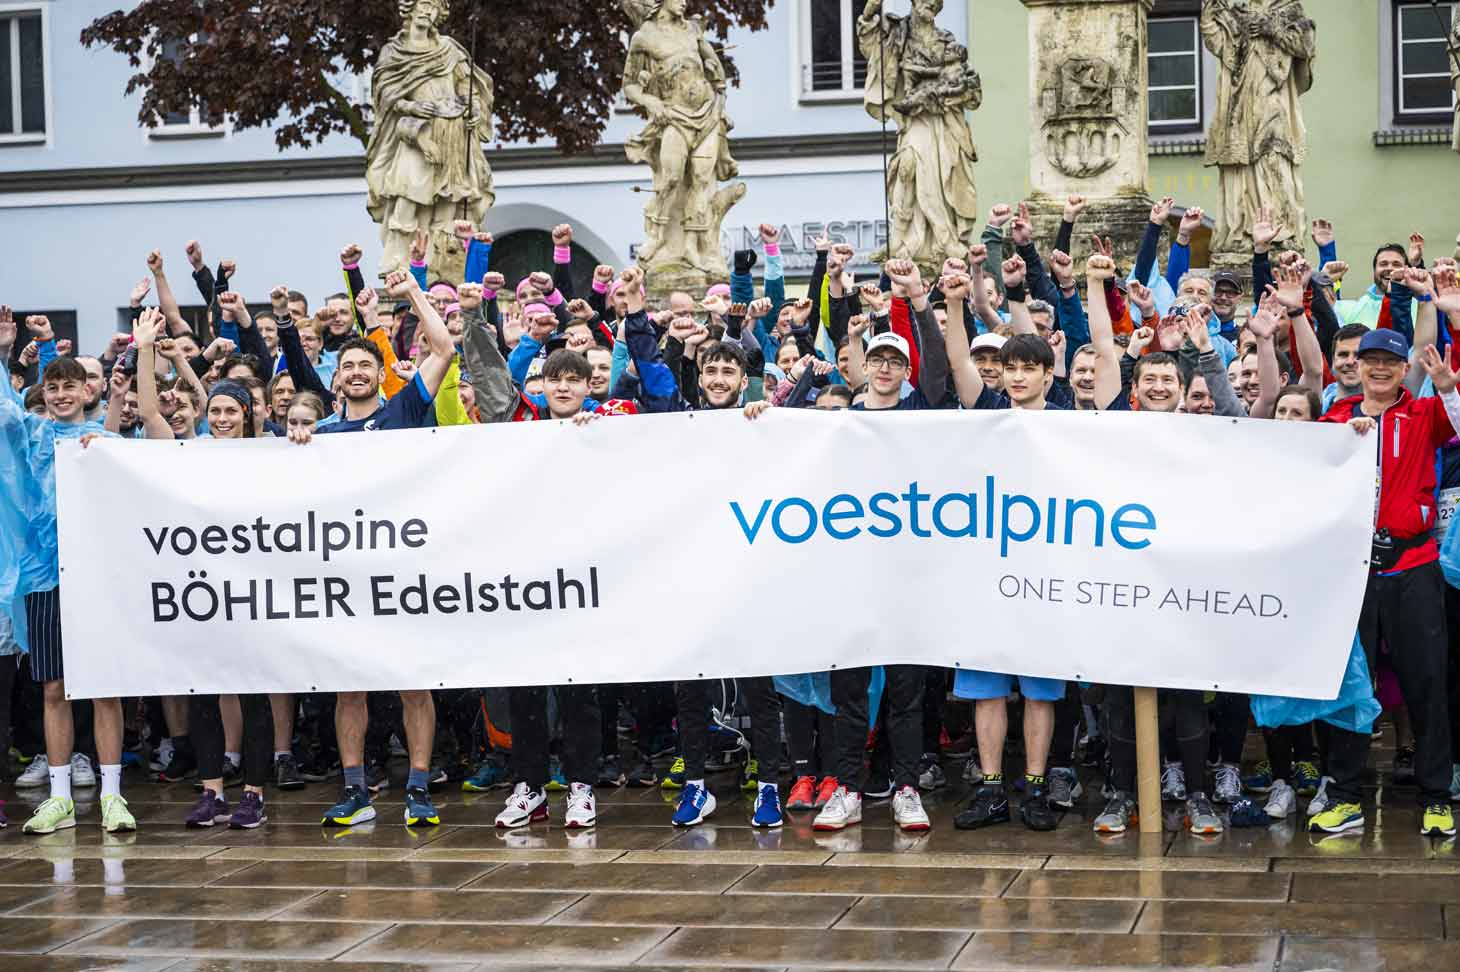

{"left": 190, "top": 694, "right": 272, "bottom": 788}
{"left": 1262, "top": 723, "right": 1317, "bottom": 781}
{"left": 785, "top": 698, "right": 833, "bottom": 776}
{"left": 1049, "top": 683, "right": 1083, "bottom": 768}
{"left": 1211, "top": 693, "right": 1250, "bottom": 765}
{"left": 1105, "top": 687, "right": 1208, "bottom": 795}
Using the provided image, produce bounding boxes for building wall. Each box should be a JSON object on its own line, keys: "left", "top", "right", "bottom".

{"left": 973, "top": 0, "right": 1459, "bottom": 270}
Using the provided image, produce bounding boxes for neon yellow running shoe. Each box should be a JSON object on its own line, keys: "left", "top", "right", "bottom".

{"left": 740, "top": 758, "right": 760, "bottom": 792}
{"left": 101, "top": 794, "right": 137, "bottom": 833}
{"left": 1422, "top": 803, "right": 1456, "bottom": 837}
{"left": 1308, "top": 802, "right": 1363, "bottom": 835}
{"left": 23, "top": 796, "right": 76, "bottom": 835}
{"left": 661, "top": 756, "right": 685, "bottom": 789}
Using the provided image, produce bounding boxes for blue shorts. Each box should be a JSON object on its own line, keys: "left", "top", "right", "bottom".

{"left": 955, "top": 669, "right": 1065, "bottom": 702}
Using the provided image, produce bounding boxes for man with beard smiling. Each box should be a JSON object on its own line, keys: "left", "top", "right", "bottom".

{"left": 1336, "top": 244, "right": 1413, "bottom": 327}
{"left": 1322, "top": 323, "right": 1370, "bottom": 413}
{"left": 286, "top": 268, "right": 453, "bottom": 831}
{"left": 1319, "top": 331, "right": 1460, "bottom": 838}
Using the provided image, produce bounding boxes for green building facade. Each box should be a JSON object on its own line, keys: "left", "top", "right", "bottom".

{"left": 971, "top": 0, "right": 1458, "bottom": 267}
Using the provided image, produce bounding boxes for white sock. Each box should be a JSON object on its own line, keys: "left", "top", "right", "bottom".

{"left": 49, "top": 763, "right": 73, "bottom": 802}
{"left": 100, "top": 764, "right": 122, "bottom": 799}
{"left": 225, "top": 751, "right": 241, "bottom": 767}
{"left": 274, "top": 751, "right": 291, "bottom": 761}
{"left": 687, "top": 778, "right": 706, "bottom": 790}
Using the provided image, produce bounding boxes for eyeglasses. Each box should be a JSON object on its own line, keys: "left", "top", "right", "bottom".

{"left": 866, "top": 356, "right": 906, "bottom": 371}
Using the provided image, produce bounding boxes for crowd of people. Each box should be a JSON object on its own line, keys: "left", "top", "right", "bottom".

{"left": 5, "top": 197, "right": 1460, "bottom": 848}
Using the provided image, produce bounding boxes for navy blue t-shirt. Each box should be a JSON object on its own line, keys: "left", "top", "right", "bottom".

{"left": 316, "top": 374, "right": 434, "bottom": 434}
{"left": 851, "top": 388, "right": 940, "bottom": 411}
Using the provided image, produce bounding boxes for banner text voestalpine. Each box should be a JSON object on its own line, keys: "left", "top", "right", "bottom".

{"left": 55, "top": 409, "right": 1374, "bottom": 700}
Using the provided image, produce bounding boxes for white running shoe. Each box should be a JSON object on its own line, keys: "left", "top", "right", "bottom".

{"left": 1306, "top": 776, "right": 1335, "bottom": 817}
{"left": 1213, "top": 763, "right": 1241, "bottom": 804}
{"left": 1265, "top": 779, "right": 1296, "bottom": 818}
{"left": 71, "top": 753, "right": 97, "bottom": 788}
{"left": 1160, "top": 760, "right": 1186, "bottom": 801}
{"left": 812, "top": 786, "right": 863, "bottom": 831}
{"left": 891, "top": 785, "right": 930, "bottom": 832}
{"left": 565, "top": 782, "right": 597, "bottom": 829}
{"left": 494, "top": 782, "right": 548, "bottom": 828}
{"left": 15, "top": 754, "right": 49, "bottom": 788}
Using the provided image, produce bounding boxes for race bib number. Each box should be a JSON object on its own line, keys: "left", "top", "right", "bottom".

{"left": 1437, "top": 488, "right": 1460, "bottom": 540}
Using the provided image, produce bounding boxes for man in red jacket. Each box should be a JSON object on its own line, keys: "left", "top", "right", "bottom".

{"left": 1319, "top": 329, "right": 1460, "bottom": 837}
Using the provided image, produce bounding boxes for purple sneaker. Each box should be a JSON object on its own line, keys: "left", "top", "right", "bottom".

{"left": 228, "top": 791, "right": 267, "bottom": 830}
{"left": 185, "top": 789, "right": 228, "bottom": 828}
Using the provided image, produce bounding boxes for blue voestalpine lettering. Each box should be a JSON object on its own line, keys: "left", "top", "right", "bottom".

{"left": 728, "top": 480, "right": 1156, "bottom": 556}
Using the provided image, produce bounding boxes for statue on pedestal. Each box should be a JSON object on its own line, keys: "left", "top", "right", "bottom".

{"left": 366, "top": 0, "right": 495, "bottom": 275}
{"left": 858, "top": 0, "right": 981, "bottom": 270}
{"left": 1201, "top": 0, "right": 1315, "bottom": 254}
{"left": 621, "top": 0, "right": 745, "bottom": 290}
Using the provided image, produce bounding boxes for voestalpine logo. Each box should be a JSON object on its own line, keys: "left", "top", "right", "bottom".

{"left": 728, "top": 478, "right": 1157, "bottom": 556}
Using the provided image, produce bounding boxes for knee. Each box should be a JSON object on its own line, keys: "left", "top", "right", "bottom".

{"left": 42, "top": 680, "right": 67, "bottom": 706}
{"left": 336, "top": 693, "right": 366, "bottom": 713}
{"left": 400, "top": 690, "right": 433, "bottom": 713}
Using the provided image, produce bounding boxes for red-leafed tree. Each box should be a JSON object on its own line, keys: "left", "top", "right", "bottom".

{"left": 80, "top": 0, "right": 774, "bottom": 154}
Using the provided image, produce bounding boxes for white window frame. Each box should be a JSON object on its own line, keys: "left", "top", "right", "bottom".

{"left": 147, "top": 32, "right": 228, "bottom": 139}
{"left": 1394, "top": 1, "right": 1456, "bottom": 121}
{"left": 799, "top": 0, "right": 864, "bottom": 102}
{"left": 1147, "top": 15, "right": 1203, "bottom": 131}
{"left": 0, "top": 2, "right": 52, "bottom": 146}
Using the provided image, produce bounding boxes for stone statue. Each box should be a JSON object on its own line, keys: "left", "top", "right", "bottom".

{"left": 366, "top": 0, "right": 495, "bottom": 275}
{"left": 858, "top": 0, "right": 981, "bottom": 270}
{"left": 621, "top": 0, "right": 745, "bottom": 290}
{"left": 1201, "top": 0, "right": 1315, "bottom": 254}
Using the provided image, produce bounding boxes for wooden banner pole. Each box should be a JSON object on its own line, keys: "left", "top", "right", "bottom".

{"left": 1134, "top": 686, "right": 1162, "bottom": 833}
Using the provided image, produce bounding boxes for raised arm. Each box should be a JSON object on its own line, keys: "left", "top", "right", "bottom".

{"left": 1270, "top": 263, "right": 1324, "bottom": 395}
{"left": 386, "top": 271, "right": 453, "bottom": 397}
{"left": 968, "top": 245, "right": 1004, "bottom": 333}
{"left": 147, "top": 250, "right": 189, "bottom": 336}
{"left": 843, "top": 313, "right": 870, "bottom": 390}
{"left": 1084, "top": 244, "right": 1124, "bottom": 409}
{"left": 1402, "top": 268, "right": 1439, "bottom": 396}
{"left": 1133, "top": 196, "right": 1173, "bottom": 287}
{"left": 940, "top": 272, "right": 984, "bottom": 407}
{"left": 1246, "top": 296, "right": 1285, "bottom": 420}
{"left": 132, "top": 309, "right": 178, "bottom": 440}
{"left": 269, "top": 286, "right": 333, "bottom": 408}
{"left": 1001, "top": 255, "right": 1035, "bottom": 336}
{"left": 1184, "top": 306, "right": 1245, "bottom": 417}
{"left": 887, "top": 260, "right": 948, "bottom": 405}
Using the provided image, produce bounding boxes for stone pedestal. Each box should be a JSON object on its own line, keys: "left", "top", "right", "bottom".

{"left": 1020, "top": 0, "right": 1154, "bottom": 269}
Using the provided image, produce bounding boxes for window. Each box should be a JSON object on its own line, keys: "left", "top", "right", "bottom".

{"left": 801, "top": 0, "right": 868, "bottom": 99}
{"left": 152, "top": 34, "right": 225, "bottom": 136}
{"left": 1147, "top": 16, "right": 1202, "bottom": 131}
{"left": 0, "top": 7, "right": 47, "bottom": 141}
{"left": 1393, "top": 2, "right": 1455, "bottom": 123}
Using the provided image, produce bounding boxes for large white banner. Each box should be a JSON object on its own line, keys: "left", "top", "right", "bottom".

{"left": 56, "top": 409, "right": 1373, "bottom": 700}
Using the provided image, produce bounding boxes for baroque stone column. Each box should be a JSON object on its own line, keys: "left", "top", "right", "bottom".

{"left": 1019, "top": 0, "right": 1153, "bottom": 269}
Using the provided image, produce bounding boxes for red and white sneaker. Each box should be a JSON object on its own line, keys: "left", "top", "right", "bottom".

{"left": 892, "top": 785, "right": 931, "bottom": 832}
{"left": 565, "top": 782, "right": 597, "bottom": 829}
{"left": 494, "top": 782, "right": 548, "bottom": 828}
{"left": 812, "top": 786, "right": 862, "bottom": 831}
{"left": 814, "top": 775, "right": 840, "bottom": 808}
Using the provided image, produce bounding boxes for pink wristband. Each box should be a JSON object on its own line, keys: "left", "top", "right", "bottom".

{"left": 545, "top": 289, "right": 564, "bottom": 307}
{"left": 410, "top": 259, "right": 426, "bottom": 269}
{"left": 592, "top": 280, "right": 609, "bottom": 294}
{"left": 482, "top": 288, "right": 497, "bottom": 301}
{"left": 764, "top": 243, "right": 780, "bottom": 257}
{"left": 342, "top": 262, "right": 359, "bottom": 271}
{"left": 553, "top": 246, "right": 571, "bottom": 264}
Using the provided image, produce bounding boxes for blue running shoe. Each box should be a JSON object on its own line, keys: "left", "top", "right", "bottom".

{"left": 404, "top": 786, "right": 440, "bottom": 827}
{"left": 1228, "top": 796, "right": 1269, "bottom": 828}
{"left": 672, "top": 782, "right": 717, "bottom": 827}
{"left": 462, "top": 760, "right": 510, "bottom": 792}
{"left": 546, "top": 759, "right": 568, "bottom": 792}
{"left": 752, "top": 782, "right": 783, "bottom": 829}
{"left": 322, "top": 785, "right": 376, "bottom": 826}
{"left": 1293, "top": 760, "right": 1321, "bottom": 796}
{"left": 1242, "top": 761, "right": 1274, "bottom": 795}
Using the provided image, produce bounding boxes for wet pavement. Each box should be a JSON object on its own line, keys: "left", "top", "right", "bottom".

{"left": 0, "top": 748, "right": 1453, "bottom": 971}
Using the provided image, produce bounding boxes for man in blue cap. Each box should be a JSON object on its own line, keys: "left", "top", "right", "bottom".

{"left": 1319, "top": 328, "right": 1460, "bottom": 838}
